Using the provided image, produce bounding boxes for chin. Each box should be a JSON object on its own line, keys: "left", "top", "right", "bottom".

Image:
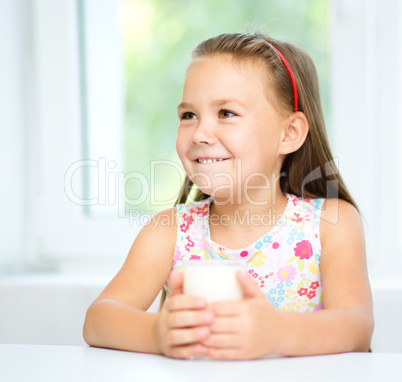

{"left": 195, "top": 185, "right": 235, "bottom": 204}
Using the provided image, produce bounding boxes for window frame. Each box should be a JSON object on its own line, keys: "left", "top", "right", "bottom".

{"left": 330, "top": 0, "right": 402, "bottom": 282}
{"left": 27, "top": 0, "right": 137, "bottom": 272}
{"left": 27, "top": 0, "right": 402, "bottom": 280}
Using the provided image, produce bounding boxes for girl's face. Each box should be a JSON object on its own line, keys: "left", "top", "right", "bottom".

{"left": 176, "top": 54, "right": 287, "bottom": 202}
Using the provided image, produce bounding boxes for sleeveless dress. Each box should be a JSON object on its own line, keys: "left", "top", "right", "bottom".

{"left": 164, "top": 193, "right": 325, "bottom": 312}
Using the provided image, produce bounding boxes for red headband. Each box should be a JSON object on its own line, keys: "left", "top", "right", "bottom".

{"left": 266, "top": 42, "right": 298, "bottom": 112}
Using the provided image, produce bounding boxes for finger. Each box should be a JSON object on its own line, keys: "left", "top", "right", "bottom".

{"left": 205, "top": 346, "right": 243, "bottom": 360}
{"left": 208, "top": 300, "right": 241, "bottom": 316}
{"left": 202, "top": 333, "right": 240, "bottom": 348}
{"left": 168, "top": 270, "right": 183, "bottom": 296}
{"left": 167, "top": 294, "right": 207, "bottom": 312}
{"left": 236, "top": 270, "right": 265, "bottom": 299}
{"left": 210, "top": 316, "right": 238, "bottom": 333}
{"left": 168, "top": 310, "right": 214, "bottom": 329}
{"left": 166, "top": 325, "right": 211, "bottom": 346}
{"left": 168, "top": 343, "right": 208, "bottom": 360}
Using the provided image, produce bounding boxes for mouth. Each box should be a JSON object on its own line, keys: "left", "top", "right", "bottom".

{"left": 196, "top": 158, "right": 229, "bottom": 164}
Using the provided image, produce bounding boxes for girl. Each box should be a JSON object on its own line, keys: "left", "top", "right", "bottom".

{"left": 83, "top": 33, "right": 373, "bottom": 359}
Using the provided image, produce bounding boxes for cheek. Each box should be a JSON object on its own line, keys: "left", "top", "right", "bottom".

{"left": 175, "top": 131, "right": 187, "bottom": 160}
{"left": 176, "top": 131, "right": 194, "bottom": 176}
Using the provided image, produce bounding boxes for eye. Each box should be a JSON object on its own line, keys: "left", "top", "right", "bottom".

{"left": 180, "top": 111, "right": 197, "bottom": 120}
{"left": 218, "top": 109, "right": 236, "bottom": 118}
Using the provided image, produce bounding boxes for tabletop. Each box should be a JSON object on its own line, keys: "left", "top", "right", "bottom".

{"left": 0, "top": 344, "right": 400, "bottom": 382}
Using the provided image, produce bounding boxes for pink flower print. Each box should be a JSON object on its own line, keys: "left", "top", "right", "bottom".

{"left": 310, "top": 281, "right": 319, "bottom": 290}
{"left": 173, "top": 248, "right": 181, "bottom": 266}
{"left": 307, "top": 290, "right": 316, "bottom": 299}
{"left": 189, "top": 203, "right": 208, "bottom": 217}
{"left": 184, "top": 213, "right": 194, "bottom": 225}
{"left": 190, "top": 255, "right": 201, "bottom": 260}
{"left": 180, "top": 213, "right": 194, "bottom": 233}
{"left": 313, "top": 302, "right": 324, "bottom": 311}
{"left": 201, "top": 204, "right": 208, "bottom": 216}
{"left": 249, "top": 269, "right": 259, "bottom": 279}
{"left": 297, "top": 287, "right": 308, "bottom": 296}
{"left": 277, "top": 265, "right": 297, "bottom": 282}
{"left": 294, "top": 240, "right": 313, "bottom": 260}
{"left": 185, "top": 236, "right": 195, "bottom": 252}
{"left": 291, "top": 213, "right": 303, "bottom": 224}
{"left": 196, "top": 237, "right": 207, "bottom": 251}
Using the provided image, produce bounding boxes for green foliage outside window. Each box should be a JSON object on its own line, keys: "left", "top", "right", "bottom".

{"left": 120, "top": 0, "right": 329, "bottom": 213}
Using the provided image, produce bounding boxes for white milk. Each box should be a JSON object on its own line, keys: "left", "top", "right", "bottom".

{"left": 183, "top": 260, "right": 245, "bottom": 302}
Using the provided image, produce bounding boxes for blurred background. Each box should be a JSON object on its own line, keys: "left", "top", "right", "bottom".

{"left": 0, "top": 0, "right": 401, "bottom": 351}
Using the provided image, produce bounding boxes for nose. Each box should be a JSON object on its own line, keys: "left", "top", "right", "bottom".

{"left": 192, "top": 118, "right": 217, "bottom": 145}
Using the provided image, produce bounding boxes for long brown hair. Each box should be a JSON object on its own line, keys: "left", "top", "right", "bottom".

{"left": 175, "top": 33, "right": 357, "bottom": 210}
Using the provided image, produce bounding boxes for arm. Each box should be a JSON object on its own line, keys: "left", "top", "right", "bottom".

{"left": 278, "top": 199, "right": 374, "bottom": 355}
{"left": 203, "top": 199, "right": 374, "bottom": 359}
{"left": 83, "top": 208, "right": 212, "bottom": 357}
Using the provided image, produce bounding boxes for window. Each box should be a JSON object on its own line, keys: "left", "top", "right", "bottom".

{"left": 330, "top": 0, "right": 402, "bottom": 283}
{"left": 25, "top": 0, "right": 402, "bottom": 282}
{"left": 80, "top": 0, "right": 330, "bottom": 215}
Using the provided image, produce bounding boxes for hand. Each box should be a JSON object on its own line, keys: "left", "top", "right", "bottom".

{"left": 155, "top": 270, "right": 214, "bottom": 359}
{"left": 203, "top": 271, "right": 282, "bottom": 360}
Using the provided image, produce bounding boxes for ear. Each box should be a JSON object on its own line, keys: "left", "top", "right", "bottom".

{"left": 278, "top": 112, "right": 309, "bottom": 155}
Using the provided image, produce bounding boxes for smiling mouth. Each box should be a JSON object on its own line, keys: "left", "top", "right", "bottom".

{"left": 196, "top": 158, "right": 229, "bottom": 164}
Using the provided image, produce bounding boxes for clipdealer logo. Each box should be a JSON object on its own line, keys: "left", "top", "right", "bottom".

{"left": 64, "top": 158, "right": 185, "bottom": 217}
{"left": 64, "top": 157, "right": 341, "bottom": 224}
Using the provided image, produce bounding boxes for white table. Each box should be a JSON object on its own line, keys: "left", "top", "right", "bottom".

{"left": 0, "top": 344, "right": 400, "bottom": 382}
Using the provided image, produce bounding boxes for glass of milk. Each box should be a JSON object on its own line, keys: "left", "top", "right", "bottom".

{"left": 183, "top": 260, "right": 246, "bottom": 302}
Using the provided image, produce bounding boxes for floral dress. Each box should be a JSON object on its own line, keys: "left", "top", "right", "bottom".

{"left": 164, "top": 193, "right": 325, "bottom": 312}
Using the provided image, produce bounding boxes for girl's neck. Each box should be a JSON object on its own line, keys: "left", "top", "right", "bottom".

{"left": 210, "top": 189, "right": 288, "bottom": 218}
{"left": 207, "top": 188, "right": 289, "bottom": 250}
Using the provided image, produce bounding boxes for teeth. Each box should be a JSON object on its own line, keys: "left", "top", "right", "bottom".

{"left": 198, "top": 158, "right": 224, "bottom": 164}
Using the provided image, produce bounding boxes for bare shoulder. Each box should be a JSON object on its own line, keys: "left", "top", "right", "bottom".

{"left": 320, "top": 198, "right": 364, "bottom": 252}
{"left": 141, "top": 206, "right": 177, "bottom": 238}
{"left": 126, "top": 206, "right": 177, "bottom": 267}
{"left": 320, "top": 198, "right": 361, "bottom": 225}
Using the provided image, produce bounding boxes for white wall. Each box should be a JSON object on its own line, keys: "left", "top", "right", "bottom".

{"left": 0, "top": 0, "right": 30, "bottom": 273}
{"left": 331, "top": 0, "right": 402, "bottom": 281}
{"left": 0, "top": 274, "right": 106, "bottom": 345}
{"left": 371, "top": 281, "right": 402, "bottom": 353}
{"left": 0, "top": 274, "right": 162, "bottom": 346}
